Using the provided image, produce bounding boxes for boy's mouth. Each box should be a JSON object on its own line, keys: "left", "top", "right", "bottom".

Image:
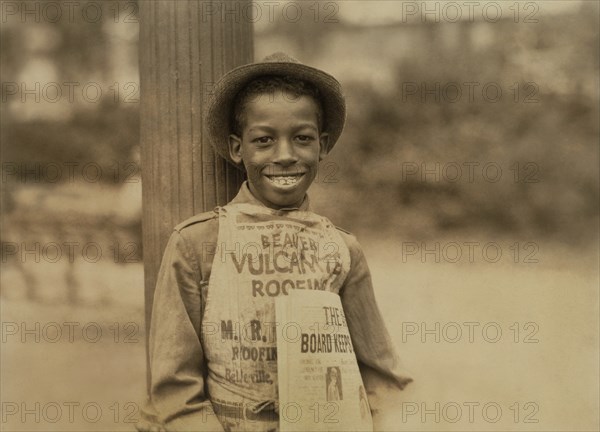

{"left": 265, "top": 173, "right": 305, "bottom": 187}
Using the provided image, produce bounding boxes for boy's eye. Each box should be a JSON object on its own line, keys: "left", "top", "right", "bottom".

{"left": 252, "top": 136, "right": 274, "bottom": 144}
{"left": 295, "top": 135, "right": 315, "bottom": 143}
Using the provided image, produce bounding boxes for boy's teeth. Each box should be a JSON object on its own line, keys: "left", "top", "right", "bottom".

{"left": 269, "top": 175, "right": 301, "bottom": 185}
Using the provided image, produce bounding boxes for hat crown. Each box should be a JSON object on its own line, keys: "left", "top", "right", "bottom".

{"left": 261, "top": 52, "right": 300, "bottom": 64}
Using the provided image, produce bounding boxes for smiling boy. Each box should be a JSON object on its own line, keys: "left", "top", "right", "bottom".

{"left": 228, "top": 78, "right": 327, "bottom": 209}
{"left": 140, "top": 53, "right": 412, "bottom": 432}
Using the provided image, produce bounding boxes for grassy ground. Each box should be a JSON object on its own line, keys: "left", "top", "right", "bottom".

{"left": 1, "top": 239, "right": 598, "bottom": 431}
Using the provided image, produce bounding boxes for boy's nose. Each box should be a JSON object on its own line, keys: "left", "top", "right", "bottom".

{"left": 273, "top": 140, "right": 298, "bottom": 166}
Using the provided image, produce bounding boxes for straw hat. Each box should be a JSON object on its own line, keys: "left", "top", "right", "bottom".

{"left": 204, "top": 52, "right": 346, "bottom": 168}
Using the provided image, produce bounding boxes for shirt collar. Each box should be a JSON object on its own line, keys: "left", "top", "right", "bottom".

{"left": 230, "top": 181, "right": 311, "bottom": 212}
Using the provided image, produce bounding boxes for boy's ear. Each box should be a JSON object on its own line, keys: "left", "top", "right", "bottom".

{"left": 318, "top": 132, "right": 329, "bottom": 161}
{"left": 228, "top": 134, "right": 243, "bottom": 165}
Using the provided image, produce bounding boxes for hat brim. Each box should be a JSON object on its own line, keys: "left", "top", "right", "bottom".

{"left": 205, "top": 61, "right": 346, "bottom": 169}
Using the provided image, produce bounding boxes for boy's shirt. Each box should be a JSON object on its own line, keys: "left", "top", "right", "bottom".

{"left": 144, "top": 182, "right": 412, "bottom": 431}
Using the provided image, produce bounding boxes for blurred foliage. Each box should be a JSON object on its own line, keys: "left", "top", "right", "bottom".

{"left": 335, "top": 81, "right": 598, "bottom": 242}
{"left": 1, "top": 1, "right": 142, "bottom": 277}
{"left": 307, "top": 8, "right": 599, "bottom": 243}
{"left": 3, "top": 100, "right": 139, "bottom": 171}
{"left": 1, "top": 0, "right": 138, "bottom": 177}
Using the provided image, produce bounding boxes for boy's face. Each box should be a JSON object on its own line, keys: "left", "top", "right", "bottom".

{"left": 228, "top": 90, "right": 329, "bottom": 209}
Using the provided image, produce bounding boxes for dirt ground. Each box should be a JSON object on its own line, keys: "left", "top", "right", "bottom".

{"left": 1, "top": 238, "right": 598, "bottom": 431}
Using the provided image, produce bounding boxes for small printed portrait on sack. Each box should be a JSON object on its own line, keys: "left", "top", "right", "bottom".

{"left": 326, "top": 366, "right": 343, "bottom": 401}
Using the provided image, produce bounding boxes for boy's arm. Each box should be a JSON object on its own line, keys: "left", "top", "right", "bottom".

{"left": 142, "top": 229, "right": 224, "bottom": 432}
{"left": 338, "top": 231, "right": 413, "bottom": 390}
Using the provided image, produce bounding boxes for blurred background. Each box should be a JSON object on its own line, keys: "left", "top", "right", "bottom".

{"left": 1, "top": 1, "right": 598, "bottom": 430}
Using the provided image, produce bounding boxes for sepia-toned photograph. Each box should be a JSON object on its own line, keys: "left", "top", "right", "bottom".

{"left": 1, "top": 1, "right": 598, "bottom": 431}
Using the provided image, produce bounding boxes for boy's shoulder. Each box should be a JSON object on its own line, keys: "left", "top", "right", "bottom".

{"left": 334, "top": 224, "right": 352, "bottom": 236}
{"left": 333, "top": 224, "right": 361, "bottom": 250}
{"left": 173, "top": 209, "right": 219, "bottom": 233}
{"left": 317, "top": 212, "right": 357, "bottom": 242}
{"left": 317, "top": 211, "right": 362, "bottom": 254}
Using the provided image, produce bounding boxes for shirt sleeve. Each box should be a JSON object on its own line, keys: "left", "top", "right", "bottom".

{"left": 338, "top": 231, "right": 413, "bottom": 391}
{"left": 141, "top": 230, "right": 224, "bottom": 432}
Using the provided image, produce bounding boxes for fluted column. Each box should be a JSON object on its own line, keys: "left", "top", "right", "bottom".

{"left": 139, "top": 0, "right": 252, "bottom": 387}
